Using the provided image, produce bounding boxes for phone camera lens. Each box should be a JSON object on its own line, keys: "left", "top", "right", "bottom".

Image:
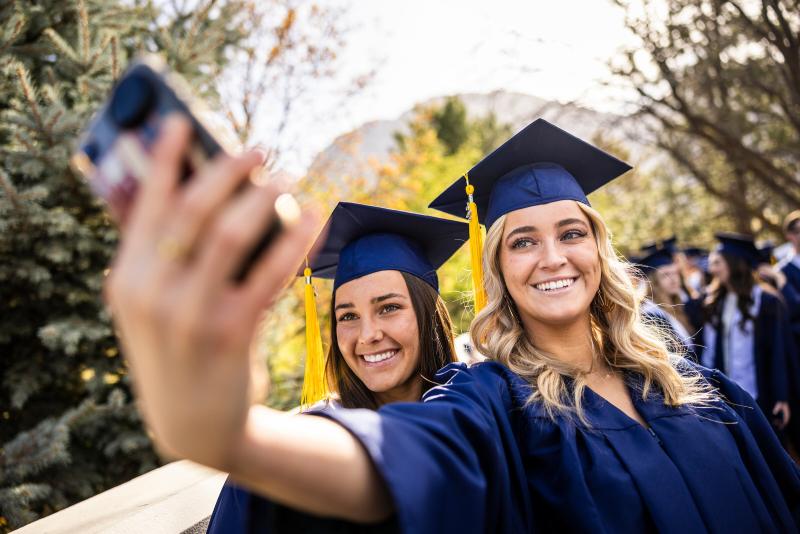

{"left": 111, "top": 72, "right": 155, "bottom": 129}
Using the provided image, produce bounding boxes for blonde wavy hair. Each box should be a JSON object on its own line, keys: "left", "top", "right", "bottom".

{"left": 470, "top": 202, "right": 714, "bottom": 423}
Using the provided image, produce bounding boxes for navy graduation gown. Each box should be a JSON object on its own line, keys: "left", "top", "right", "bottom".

{"left": 208, "top": 361, "right": 799, "bottom": 533}
{"left": 316, "top": 361, "right": 799, "bottom": 533}
{"left": 779, "top": 261, "right": 800, "bottom": 452}
{"left": 707, "top": 291, "right": 792, "bottom": 414}
{"left": 207, "top": 482, "right": 399, "bottom": 533}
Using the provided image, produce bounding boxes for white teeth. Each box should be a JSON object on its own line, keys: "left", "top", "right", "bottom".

{"left": 363, "top": 350, "right": 397, "bottom": 363}
{"left": 534, "top": 278, "right": 575, "bottom": 291}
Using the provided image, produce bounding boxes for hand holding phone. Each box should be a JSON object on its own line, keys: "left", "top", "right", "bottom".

{"left": 75, "top": 57, "right": 322, "bottom": 466}
{"left": 101, "top": 113, "right": 320, "bottom": 467}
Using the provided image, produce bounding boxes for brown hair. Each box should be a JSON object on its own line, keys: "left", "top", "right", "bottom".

{"left": 325, "top": 271, "right": 457, "bottom": 410}
{"left": 704, "top": 252, "right": 756, "bottom": 329}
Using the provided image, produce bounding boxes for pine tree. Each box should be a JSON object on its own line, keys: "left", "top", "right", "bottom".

{"left": 430, "top": 96, "right": 470, "bottom": 155}
{"left": 0, "top": 0, "right": 249, "bottom": 529}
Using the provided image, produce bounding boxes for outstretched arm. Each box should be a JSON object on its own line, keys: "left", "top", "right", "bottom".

{"left": 228, "top": 406, "right": 392, "bottom": 522}
{"left": 105, "top": 115, "right": 391, "bottom": 523}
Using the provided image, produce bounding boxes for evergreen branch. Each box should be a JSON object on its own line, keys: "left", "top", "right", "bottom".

{"left": 41, "top": 83, "right": 60, "bottom": 106}
{"left": 0, "top": 418, "right": 71, "bottom": 482}
{"left": 79, "top": 77, "right": 89, "bottom": 98}
{"left": 182, "top": 0, "right": 218, "bottom": 54}
{"left": 13, "top": 133, "right": 37, "bottom": 157}
{"left": 42, "top": 28, "right": 79, "bottom": 64}
{"left": 14, "top": 65, "right": 48, "bottom": 140}
{"left": 111, "top": 35, "right": 119, "bottom": 80}
{"left": 0, "top": 15, "right": 25, "bottom": 56}
{"left": 77, "top": 0, "right": 91, "bottom": 61}
{"left": 0, "top": 167, "right": 23, "bottom": 213}
{"left": 45, "top": 110, "right": 63, "bottom": 133}
{"left": 0, "top": 484, "right": 50, "bottom": 530}
{"left": 87, "top": 34, "right": 112, "bottom": 68}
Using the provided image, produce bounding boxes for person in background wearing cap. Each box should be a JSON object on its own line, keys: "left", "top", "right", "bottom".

{"left": 641, "top": 238, "right": 699, "bottom": 301}
{"left": 699, "top": 233, "right": 794, "bottom": 437}
{"left": 207, "top": 202, "right": 467, "bottom": 532}
{"left": 635, "top": 247, "right": 698, "bottom": 360}
{"left": 105, "top": 117, "right": 799, "bottom": 534}
{"left": 776, "top": 211, "right": 800, "bottom": 457}
{"left": 776, "top": 211, "right": 800, "bottom": 340}
{"left": 780, "top": 211, "right": 800, "bottom": 291}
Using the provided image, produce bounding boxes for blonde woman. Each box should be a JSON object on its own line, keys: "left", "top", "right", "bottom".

{"left": 106, "top": 117, "right": 799, "bottom": 533}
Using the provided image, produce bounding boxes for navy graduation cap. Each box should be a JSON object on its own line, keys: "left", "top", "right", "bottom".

{"left": 428, "top": 119, "right": 632, "bottom": 229}
{"left": 758, "top": 241, "right": 775, "bottom": 265}
{"left": 641, "top": 236, "right": 677, "bottom": 255}
{"left": 636, "top": 248, "right": 675, "bottom": 273}
{"left": 640, "top": 241, "right": 659, "bottom": 255}
{"left": 307, "top": 202, "right": 468, "bottom": 291}
{"left": 683, "top": 246, "right": 709, "bottom": 258}
{"left": 714, "top": 232, "right": 760, "bottom": 267}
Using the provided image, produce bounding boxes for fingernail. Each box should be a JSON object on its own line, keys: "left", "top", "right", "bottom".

{"left": 252, "top": 148, "right": 268, "bottom": 164}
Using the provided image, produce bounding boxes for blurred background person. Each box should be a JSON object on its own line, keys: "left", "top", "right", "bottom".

{"left": 699, "top": 233, "right": 793, "bottom": 437}
{"left": 635, "top": 247, "right": 698, "bottom": 360}
{"left": 773, "top": 211, "right": 800, "bottom": 457}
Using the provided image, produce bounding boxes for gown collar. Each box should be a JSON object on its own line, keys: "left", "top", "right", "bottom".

{"left": 579, "top": 373, "right": 692, "bottom": 431}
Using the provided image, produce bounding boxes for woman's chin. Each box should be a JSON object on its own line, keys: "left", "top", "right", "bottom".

{"left": 524, "top": 306, "right": 590, "bottom": 328}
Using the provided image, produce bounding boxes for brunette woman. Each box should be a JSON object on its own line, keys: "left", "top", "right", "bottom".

{"left": 208, "top": 202, "right": 465, "bottom": 532}
{"left": 700, "top": 232, "right": 793, "bottom": 433}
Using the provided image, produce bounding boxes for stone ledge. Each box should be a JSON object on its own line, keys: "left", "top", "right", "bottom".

{"left": 15, "top": 461, "right": 226, "bottom": 534}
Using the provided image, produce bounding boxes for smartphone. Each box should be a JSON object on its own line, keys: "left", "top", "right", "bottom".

{"left": 72, "top": 54, "right": 292, "bottom": 279}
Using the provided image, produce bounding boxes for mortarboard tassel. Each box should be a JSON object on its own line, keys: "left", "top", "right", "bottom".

{"left": 465, "top": 177, "right": 487, "bottom": 313}
{"left": 301, "top": 264, "right": 327, "bottom": 407}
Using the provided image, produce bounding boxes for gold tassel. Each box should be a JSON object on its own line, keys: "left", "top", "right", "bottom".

{"left": 465, "top": 176, "right": 487, "bottom": 314}
{"left": 301, "top": 265, "right": 327, "bottom": 407}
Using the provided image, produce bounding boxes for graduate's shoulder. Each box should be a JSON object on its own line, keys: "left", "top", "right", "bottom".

{"left": 756, "top": 285, "right": 787, "bottom": 316}
{"left": 676, "top": 357, "right": 754, "bottom": 408}
{"left": 776, "top": 254, "right": 795, "bottom": 272}
{"left": 424, "top": 360, "right": 534, "bottom": 410}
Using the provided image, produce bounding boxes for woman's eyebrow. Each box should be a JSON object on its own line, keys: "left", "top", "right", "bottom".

{"left": 505, "top": 219, "right": 588, "bottom": 242}
{"left": 371, "top": 293, "right": 406, "bottom": 304}
{"left": 557, "top": 218, "right": 588, "bottom": 228}
{"left": 506, "top": 225, "right": 537, "bottom": 240}
{"left": 335, "top": 293, "right": 406, "bottom": 311}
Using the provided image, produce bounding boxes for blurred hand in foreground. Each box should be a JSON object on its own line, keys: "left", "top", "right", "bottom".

{"left": 105, "top": 115, "right": 320, "bottom": 469}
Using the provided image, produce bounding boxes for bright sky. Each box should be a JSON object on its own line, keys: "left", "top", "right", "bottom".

{"left": 275, "top": 0, "right": 640, "bottom": 173}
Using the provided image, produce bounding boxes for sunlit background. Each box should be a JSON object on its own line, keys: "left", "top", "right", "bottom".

{"left": 1, "top": 0, "right": 797, "bottom": 529}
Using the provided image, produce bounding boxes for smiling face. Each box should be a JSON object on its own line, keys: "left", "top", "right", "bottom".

{"left": 333, "top": 270, "right": 422, "bottom": 402}
{"left": 498, "top": 200, "right": 601, "bottom": 330}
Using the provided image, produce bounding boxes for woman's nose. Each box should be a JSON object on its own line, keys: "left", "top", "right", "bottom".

{"left": 358, "top": 316, "right": 383, "bottom": 345}
{"left": 539, "top": 239, "right": 567, "bottom": 269}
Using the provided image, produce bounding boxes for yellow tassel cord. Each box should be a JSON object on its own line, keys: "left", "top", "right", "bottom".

{"left": 465, "top": 178, "right": 487, "bottom": 314}
{"left": 301, "top": 266, "right": 327, "bottom": 407}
